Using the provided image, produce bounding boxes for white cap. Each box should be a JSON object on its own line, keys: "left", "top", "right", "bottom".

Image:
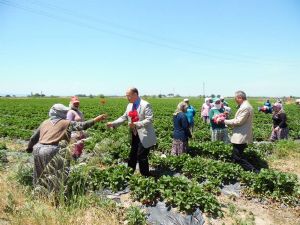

{"left": 183, "top": 98, "right": 189, "bottom": 102}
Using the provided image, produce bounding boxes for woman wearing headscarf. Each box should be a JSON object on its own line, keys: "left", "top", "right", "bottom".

{"left": 270, "top": 102, "right": 288, "bottom": 141}
{"left": 209, "top": 98, "right": 229, "bottom": 143}
{"left": 26, "top": 103, "right": 106, "bottom": 193}
{"left": 201, "top": 98, "right": 212, "bottom": 124}
{"left": 66, "top": 96, "right": 85, "bottom": 159}
{"left": 171, "top": 101, "right": 192, "bottom": 155}
{"left": 67, "top": 96, "right": 84, "bottom": 122}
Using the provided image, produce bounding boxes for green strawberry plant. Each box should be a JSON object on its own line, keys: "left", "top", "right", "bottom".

{"left": 129, "top": 175, "right": 160, "bottom": 205}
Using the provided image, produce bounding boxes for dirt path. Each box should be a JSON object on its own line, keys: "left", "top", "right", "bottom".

{"left": 206, "top": 195, "right": 300, "bottom": 225}
{"left": 0, "top": 138, "right": 27, "bottom": 151}
{"left": 269, "top": 158, "right": 300, "bottom": 180}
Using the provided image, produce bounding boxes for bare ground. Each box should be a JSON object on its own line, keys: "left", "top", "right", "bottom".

{"left": 205, "top": 194, "right": 300, "bottom": 225}
{"left": 269, "top": 157, "right": 300, "bottom": 180}
{"left": 206, "top": 147, "right": 300, "bottom": 225}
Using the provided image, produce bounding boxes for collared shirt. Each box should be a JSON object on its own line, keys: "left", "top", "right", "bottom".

{"left": 132, "top": 97, "right": 141, "bottom": 111}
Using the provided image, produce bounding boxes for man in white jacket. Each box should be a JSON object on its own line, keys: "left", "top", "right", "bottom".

{"left": 107, "top": 87, "right": 157, "bottom": 176}
{"left": 225, "top": 90, "right": 258, "bottom": 173}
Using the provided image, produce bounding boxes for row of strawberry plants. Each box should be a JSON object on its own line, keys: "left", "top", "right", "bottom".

{"left": 241, "top": 169, "right": 300, "bottom": 204}
{"left": 152, "top": 141, "right": 273, "bottom": 164}
{"left": 149, "top": 153, "right": 300, "bottom": 205}
{"left": 182, "top": 157, "right": 243, "bottom": 185}
{"left": 66, "top": 164, "right": 132, "bottom": 200}
{"left": 129, "top": 175, "right": 222, "bottom": 217}
{"left": 188, "top": 141, "right": 233, "bottom": 161}
{"left": 84, "top": 133, "right": 131, "bottom": 165}
{"left": 150, "top": 153, "right": 190, "bottom": 171}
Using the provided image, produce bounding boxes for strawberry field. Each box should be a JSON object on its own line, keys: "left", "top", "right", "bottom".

{"left": 0, "top": 97, "right": 300, "bottom": 224}
{"left": 0, "top": 97, "right": 300, "bottom": 141}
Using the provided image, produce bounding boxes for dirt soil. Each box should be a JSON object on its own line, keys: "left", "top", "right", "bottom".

{"left": 269, "top": 157, "right": 300, "bottom": 180}
{"left": 0, "top": 138, "right": 27, "bottom": 151}
{"left": 205, "top": 194, "right": 300, "bottom": 225}
{"left": 206, "top": 148, "right": 300, "bottom": 225}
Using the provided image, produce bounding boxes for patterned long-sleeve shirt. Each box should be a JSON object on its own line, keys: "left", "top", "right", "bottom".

{"left": 26, "top": 119, "right": 95, "bottom": 152}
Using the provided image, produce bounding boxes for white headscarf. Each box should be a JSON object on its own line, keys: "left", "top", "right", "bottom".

{"left": 49, "top": 104, "right": 69, "bottom": 124}
{"left": 212, "top": 98, "right": 221, "bottom": 110}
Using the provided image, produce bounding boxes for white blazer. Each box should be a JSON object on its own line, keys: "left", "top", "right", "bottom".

{"left": 225, "top": 100, "right": 253, "bottom": 144}
{"left": 111, "top": 99, "right": 157, "bottom": 148}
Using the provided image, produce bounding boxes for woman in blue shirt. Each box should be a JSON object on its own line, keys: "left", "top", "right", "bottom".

{"left": 183, "top": 98, "right": 196, "bottom": 133}
{"left": 172, "top": 101, "right": 192, "bottom": 155}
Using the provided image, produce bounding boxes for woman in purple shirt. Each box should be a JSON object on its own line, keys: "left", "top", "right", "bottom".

{"left": 66, "top": 96, "right": 85, "bottom": 159}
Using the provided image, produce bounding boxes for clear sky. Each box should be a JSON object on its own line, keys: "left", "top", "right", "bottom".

{"left": 0, "top": 0, "right": 299, "bottom": 97}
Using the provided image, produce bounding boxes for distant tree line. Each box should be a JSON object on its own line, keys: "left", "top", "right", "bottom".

{"left": 1, "top": 93, "right": 298, "bottom": 99}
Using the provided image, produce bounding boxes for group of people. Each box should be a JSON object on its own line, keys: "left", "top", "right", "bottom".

{"left": 172, "top": 91, "right": 257, "bottom": 172}
{"left": 171, "top": 91, "right": 289, "bottom": 173}
{"left": 200, "top": 97, "right": 230, "bottom": 123}
{"left": 26, "top": 88, "right": 289, "bottom": 195}
{"left": 199, "top": 97, "right": 232, "bottom": 142}
{"left": 171, "top": 96, "right": 230, "bottom": 155}
{"left": 26, "top": 87, "right": 157, "bottom": 193}
{"left": 258, "top": 99, "right": 273, "bottom": 114}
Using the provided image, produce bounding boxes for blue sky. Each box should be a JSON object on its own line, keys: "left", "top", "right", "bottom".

{"left": 0, "top": 0, "right": 299, "bottom": 97}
